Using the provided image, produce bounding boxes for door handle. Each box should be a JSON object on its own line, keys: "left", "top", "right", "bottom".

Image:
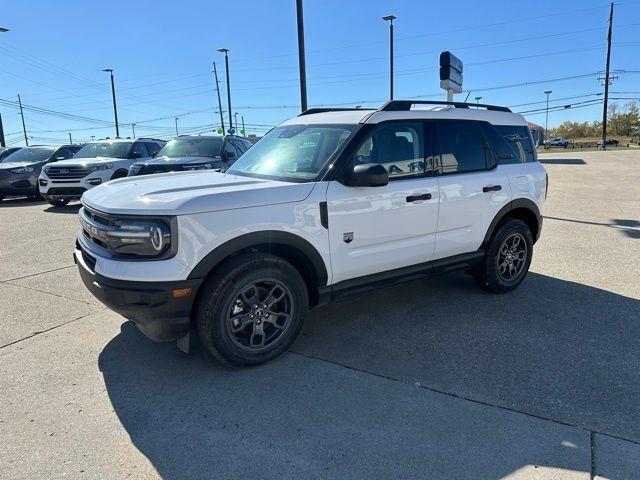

{"left": 406, "top": 193, "right": 432, "bottom": 202}
{"left": 482, "top": 185, "right": 502, "bottom": 193}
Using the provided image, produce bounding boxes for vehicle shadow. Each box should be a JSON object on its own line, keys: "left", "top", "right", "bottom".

{"left": 538, "top": 158, "right": 586, "bottom": 165}
{"left": 43, "top": 203, "right": 82, "bottom": 214}
{"left": 98, "top": 271, "right": 639, "bottom": 479}
{"left": 0, "top": 197, "right": 45, "bottom": 207}
{"left": 546, "top": 216, "right": 640, "bottom": 239}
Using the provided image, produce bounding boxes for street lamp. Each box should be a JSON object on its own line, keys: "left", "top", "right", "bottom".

{"left": 102, "top": 68, "right": 120, "bottom": 138}
{"left": 131, "top": 123, "right": 136, "bottom": 139}
{"left": 544, "top": 90, "right": 552, "bottom": 140}
{"left": 382, "top": 15, "right": 396, "bottom": 100}
{"left": 217, "top": 48, "right": 233, "bottom": 134}
{"left": 174, "top": 117, "right": 179, "bottom": 136}
{"left": 475, "top": 96, "right": 482, "bottom": 106}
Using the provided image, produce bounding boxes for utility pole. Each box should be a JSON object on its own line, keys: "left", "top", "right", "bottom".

{"left": 102, "top": 68, "right": 120, "bottom": 138}
{"left": 213, "top": 62, "right": 225, "bottom": 134}
{"left": 601, "top": 1, "right": 614, "bottom": 151}
{"left": 241, "top": 115, "right": 246, "bottom": 137}
{"left": 383, "top": 15, "right": 396, "bottom": 100}
{"left": 18, "top": 94, "right": 28, "bottom": 146}
{"left": 68, "top": 132, "right": 72, "bottom": 144}
{"left": 296, "top": 0, "right": 308, "bottom": 112}
{"left": 234, "top": 113, "right": 238, "bottom": 135}
{"left": 544, "top": 90, "right": 552, "bottom": 140}
{"left": 131, "top": 123, "right": 136, "bottom": 138}
{"left": 0, "top": 112, "right": 5, "bottom": 147}
{"left": 218, "top": 48, "right": 233, "bottom": 133}
{"left": 175, "top": 117, "right": 179, "bottom": 136}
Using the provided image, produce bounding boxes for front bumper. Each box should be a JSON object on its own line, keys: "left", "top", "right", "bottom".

{"left": 74, "top": 244, "right": 202, "bottom": 342}
{"left": 39, "top": 170, "right": 111, "bottom": 200}
{"left": 0, "top": 171, "right": 38, "bottom": 197}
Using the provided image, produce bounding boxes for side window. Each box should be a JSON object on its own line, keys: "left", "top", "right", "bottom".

{"left": 479, "top": 123, "right": 518, "bottom": 165}
{"left": 233, "top": 139, "right": 246, "bottom": 154}
{"left": 437, "top": 121, "right": 487, "bottom": 174}
{"left": 144, "top": 142, "right": 161, "bottom": 157}
{"left": 241, "top": 139, "right": 253, "bottom": 151}
{"left": 130, "top": 142, "right": 149, "bottom": 159}
{"left": 353, "top": 122, "right": 425, "bottom": 179}
{"left": 494, "top": 126, "right": 536, "bottom": 163}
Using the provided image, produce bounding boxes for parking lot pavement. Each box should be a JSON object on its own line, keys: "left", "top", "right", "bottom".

{"left": 0, "top": 150, "right": 639, "bottom": 479}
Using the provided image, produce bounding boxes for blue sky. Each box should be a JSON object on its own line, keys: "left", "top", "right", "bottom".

{"left": 1, "top": 0, "right": 639, "bottom": 145}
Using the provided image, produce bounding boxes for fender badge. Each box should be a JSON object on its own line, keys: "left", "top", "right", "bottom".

{"left": 343, "top": 232, "right": 353, "bottom": 244}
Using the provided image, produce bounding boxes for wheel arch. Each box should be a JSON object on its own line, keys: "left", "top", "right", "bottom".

{"left": 188, "top": 231, "right": 329, "bottom": 306}
{"left": 480, "top": 198, "right": 542, "bottom": 249}
{"left": 111, "top": 168, "right": 129, "bottom": 180}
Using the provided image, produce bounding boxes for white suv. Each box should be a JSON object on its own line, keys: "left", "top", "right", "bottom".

{"left": 39, "top": 138, "right": 165, "bottom": 206}
{"left": 74, "top": 100, "right": 547, "bottom": 366}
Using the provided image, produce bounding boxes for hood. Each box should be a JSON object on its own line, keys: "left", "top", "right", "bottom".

{"left": 140, "top": 156, "right": 222, "bottom": 166}
{"left": 53, "top": 157, "right": 121, "bottom": 167}
{"left": 81, "top": 170, "right": 316, "bottom": 216}
{"left": 0, "top": 161, "right": 39, "bottom": 170}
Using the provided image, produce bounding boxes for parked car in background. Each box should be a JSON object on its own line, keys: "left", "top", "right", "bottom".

{"left": 597, "top": 138, "right": 619, "bottom": 147}
{"left": 39, "top": 138, "right": 165, "bottom": 206}
{"left": 0, "top": 147, "right": 21, "bottom": 162}
{"left": 544, "top": 137, "right": 572, "bottom": 148}
{"left": 0, "top": 145, "right": 81, "bottom": 202}
{"left": 128, "top": 135, "right": 251, "bottom": 177}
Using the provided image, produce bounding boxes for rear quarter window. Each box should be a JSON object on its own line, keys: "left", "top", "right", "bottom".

{"left": 494, "top": 125, "right": 537, "bottom": 163}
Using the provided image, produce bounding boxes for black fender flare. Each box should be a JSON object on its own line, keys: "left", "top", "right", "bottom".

{"left": 187, "top": 230, "right": 329, "bottom": 287}
{"left": 479, "top": 198, "right": 542, "bottom": 249}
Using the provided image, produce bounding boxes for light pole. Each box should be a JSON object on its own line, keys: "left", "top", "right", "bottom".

{"left": 131, "top": 123, "right": 136, "bottom": 139}
{"left": 382, "top": 15, "right": 396, "bottom": 100}
{"left": 217, "top": 48, "right": 233, "bottom": 134}
{"left": 475, "top": 96, "right": 482, "bottom": 106}
{"left": 234, "top": 113, "right": 239, "bottom": 135}
{"left": 296, "top": 0, "right": 308, "bottom": 112}
{"left": 102, "top": 68, "right": 120, "bottom": 138}
{"left": 174, "top": 117, "right": 179, "bottom": 136}
{"left": 544, "top": 90, "right": 552, "bottom": 140}
{"left": 0, "top": 28, "right": 8, "bottom": 145}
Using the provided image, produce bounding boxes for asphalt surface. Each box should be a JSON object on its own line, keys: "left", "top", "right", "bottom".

{"left": 1, "top": 150, "right": 639, "bottom": 479}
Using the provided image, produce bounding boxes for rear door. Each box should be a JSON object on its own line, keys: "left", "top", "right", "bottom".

{"left": 433, "top": 120, "right": 511, "bottom": 259}
{"left": 326, "top": 121, "right": 440, "bottom": 284}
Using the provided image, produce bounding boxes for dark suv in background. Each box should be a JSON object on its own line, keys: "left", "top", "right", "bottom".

{"left": 128, "top": 135, "right": 252, "bottom": 176}
{"left": 0, "top": 145, "right": 81, "bottom": 201}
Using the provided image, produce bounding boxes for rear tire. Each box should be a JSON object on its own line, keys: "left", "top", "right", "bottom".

{"left": 474, "top": 218, "right": 533, "bottom": 294}
{"left": 196, "top": 252, "right": 308, "bottom": 367}
{"left": 47, "top": 198, "right": 70, "bottom": 207}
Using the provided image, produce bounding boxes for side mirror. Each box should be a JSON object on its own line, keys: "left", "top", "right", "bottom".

{"left": 346, "top": 163, "right": 389, "bottom": 187}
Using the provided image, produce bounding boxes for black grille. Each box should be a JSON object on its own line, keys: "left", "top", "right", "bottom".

{"left": 46, "top": 165, "right": 90, "bottom": 179}
{"left": 47, "top": 187, "right": 86, "bottom": 196}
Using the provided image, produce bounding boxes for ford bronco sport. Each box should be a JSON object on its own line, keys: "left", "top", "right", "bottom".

{"left": 74, "top": 100, "right": 547, "bottom": 366}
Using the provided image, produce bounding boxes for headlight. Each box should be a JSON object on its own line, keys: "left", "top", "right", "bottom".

{"left": 80, "top": 208, "right": 174, "bottom": 258}
{"left": 10, "top": 166, "right": 35, "bottom": 174}
{"left": 89, "top": 163, "right": 113, "bottom": 171}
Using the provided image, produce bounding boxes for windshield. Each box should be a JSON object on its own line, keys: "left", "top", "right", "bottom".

{"left": 156, "top": 138, "right": 223, "bottom": 158}
{"left": 74, "top": 142, "right": 132, "bottom": 159}
{"left": 227, "top": 124, "right": 356, "bottom": 182}
{"left": 2, "top": 147, "right": 54, "bottom": 163}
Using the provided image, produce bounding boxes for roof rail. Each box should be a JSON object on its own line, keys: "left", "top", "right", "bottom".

{"left": 379, "top": 100, "right": 512, "bottom": 113}
{"left": 298, "top": 107, "right": 374, "bottom": 116}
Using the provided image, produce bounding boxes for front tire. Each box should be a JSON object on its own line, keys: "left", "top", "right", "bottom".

{"left": 474, "top": 218, "right": 533, "bottom": 294}
{"left": 47, "top": 198, "right": 70, "bottom": 207}
{"left": 196, "top": 252, "right": 308, "bottom": 367}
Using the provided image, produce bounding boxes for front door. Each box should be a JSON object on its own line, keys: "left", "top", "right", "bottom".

{"left": 326, "top": 121, "right": 440, "bottom": 284}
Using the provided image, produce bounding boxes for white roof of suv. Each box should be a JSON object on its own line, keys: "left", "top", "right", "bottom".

{"left": 281, "top": 100, "right": 528, "bottom": 127}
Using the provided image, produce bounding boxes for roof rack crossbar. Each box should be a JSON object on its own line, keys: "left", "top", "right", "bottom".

{"left": 379, "top": 100, "right": 512, "bottom": 113}
{"left": 298, "top": 107, "right": 374, "bottom": 116}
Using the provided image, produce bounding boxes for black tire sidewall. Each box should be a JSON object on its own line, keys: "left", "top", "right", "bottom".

{"left": 196, "top": 253, "right": 308, "bottom": 367}
{"left": 481, "top": 219, "right": 533, "bottom": 293}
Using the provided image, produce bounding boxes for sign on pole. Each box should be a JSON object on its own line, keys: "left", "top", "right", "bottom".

{"left": 439, "top": 51, "right": 463, "bottom": 100}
